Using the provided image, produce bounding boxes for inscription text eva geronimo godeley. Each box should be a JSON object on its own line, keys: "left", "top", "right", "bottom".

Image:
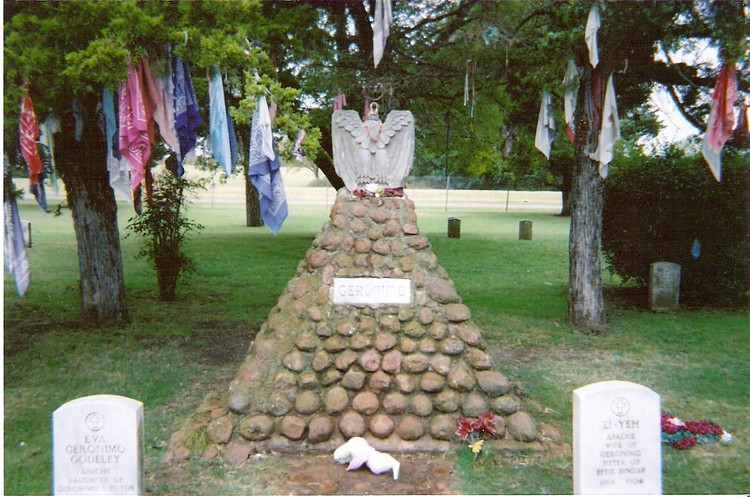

{"left": 52, "top": 395, "right": 144, "bottom": 495}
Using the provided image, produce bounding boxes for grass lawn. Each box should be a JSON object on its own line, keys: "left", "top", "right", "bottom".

{"left": 4, "top": 197, "right": 749, "bottom": 495}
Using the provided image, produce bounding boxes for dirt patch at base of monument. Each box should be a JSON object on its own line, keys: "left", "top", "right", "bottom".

{"left": 264, "top": 452, "right": 457, "bottom": 495}
{"left": 148, "top": 449, "right": 458, "bottom": 495}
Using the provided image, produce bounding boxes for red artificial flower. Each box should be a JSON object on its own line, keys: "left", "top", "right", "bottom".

{"left": 477, "top": 412, "right": 497, "bottom": 436}
{"left": 686, "top": 420, "right": 723, "bottom": 436}
{"left": 455, "top": 416, "right": 473, "bottom": 440}
{"left": 672, "top": 437, "right": 697, "bottom": 450}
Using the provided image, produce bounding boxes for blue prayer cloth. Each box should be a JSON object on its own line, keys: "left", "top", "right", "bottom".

{"left": 172, "top": 57, "right": 202, "bottom": 177}
{"left": 227, "top": 108, "right": 238, "bottom": 171}
{"left": 4, "top": 158, "right": 30, "bottom": 297}
{"left": 247, "top": 98, "right": 287, "bottom": 235}
{"left": 208, "top": 67, "right": 233, "bottom": 175}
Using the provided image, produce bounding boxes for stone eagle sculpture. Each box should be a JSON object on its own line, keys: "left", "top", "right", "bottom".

{"left": 332, "top": 102, "right": 414, "bottom": 193}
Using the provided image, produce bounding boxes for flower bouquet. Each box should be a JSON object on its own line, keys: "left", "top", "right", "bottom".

{"left": 661, "top": 411, "right": 733, "bottom": 450}
{"left": 456, "top": 412, "right": 497, "bottom": 462}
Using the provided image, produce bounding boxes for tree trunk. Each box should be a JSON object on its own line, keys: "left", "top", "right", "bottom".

{"left": 245, "top": 174, "right": 263, "bottom": 227}
{"left": 567, "top": 66, "right": 606, "bottom": 331}
{"left": 560, "top": 189, "right": 572, "bottom": 217}
{"left": 56, "top": 92, "right": 128, "bottom": 324}
{"left": 551, "top": 156, "right": 573, "bottom": 217}
{"left": 559, "top": 157, "right": 573, "bottom": 217}
{"left": 317, "top": 129, "right": 345, "bottom": 191}
{"left": 156, "top": 261, "right": 178, "bottom": 301}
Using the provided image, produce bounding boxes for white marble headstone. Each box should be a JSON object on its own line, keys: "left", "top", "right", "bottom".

{"left": 52, "top": 395, "right": 144, "bottom": 495}
{"left": 573, "top": 381, "right": 661, "bottom": 495}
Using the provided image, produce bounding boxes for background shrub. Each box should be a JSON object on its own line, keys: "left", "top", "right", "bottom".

{"left": 603, "top": 148, "right": 749, "bottom": 307}
{"left": 126, "top": 170, "right": 205, "bottom": 301}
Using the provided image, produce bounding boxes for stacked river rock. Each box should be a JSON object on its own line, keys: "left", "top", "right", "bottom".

{"left": 169, "top": 190, "right": 539, "bottom": 461}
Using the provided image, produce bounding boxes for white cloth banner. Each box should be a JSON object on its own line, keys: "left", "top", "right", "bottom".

{"left": 535, "top": 91, "right": 556, "bottom": 160}
{"left": 585, "top": 3, "right": 601, "bottom": 68}
{"left": 589, "top": 74, "right": 620, "bottom": 179}
{"left": 372, "top": 0, "right": 392, "bottom": 68}
{"left": 564, "top": 59, "right": 579, "bottom": 127}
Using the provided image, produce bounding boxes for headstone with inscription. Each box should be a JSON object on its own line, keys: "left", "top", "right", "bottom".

{"left": 52, "top": 395, "right": 144, "bottom": 495}
{"left": 649, "top": 261, "right": 681, "bottom": 311}
{"left": 573, "top": 381, "right": 661, "bottom": 495}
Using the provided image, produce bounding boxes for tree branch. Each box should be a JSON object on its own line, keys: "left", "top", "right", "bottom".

{"left": 663, "top": 83, "right": 704, "bottom": 131}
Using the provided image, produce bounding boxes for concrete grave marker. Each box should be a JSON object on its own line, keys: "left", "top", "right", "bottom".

{"left": 573, "top": 381, "right": 661, "bottom": 495}
{"left": 447, "top": 217, "right": 461, "bottom": 238}
{"left": 649, "top": 261, "right": 681, "bottom": 311}
{"left": 52, "top": 395, "right": 144, "bottom": 495}
{"left": 519, "top": 219, "right": 533, "bottom": 240}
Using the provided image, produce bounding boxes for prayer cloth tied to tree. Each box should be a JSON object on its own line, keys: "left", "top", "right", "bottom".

{"left": 247, "top": 95, "right": 288, "bottom": 235}
{"left": 702, "top": 64, "right": 738, "bottom": 181}
{"left": 19, "top": 82, "right": 42, "bottom": 186}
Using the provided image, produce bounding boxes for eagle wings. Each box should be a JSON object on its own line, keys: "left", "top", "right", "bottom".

{"left": 332, "top": 109, "right": 415, "bottom": 192}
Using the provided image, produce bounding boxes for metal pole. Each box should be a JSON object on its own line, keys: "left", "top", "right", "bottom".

{"left": 444, "top": 111, "right": 450, "bottom": 213}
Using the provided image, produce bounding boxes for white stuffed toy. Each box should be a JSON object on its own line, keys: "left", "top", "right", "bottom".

{"left": 333, "top": 437, "right": 400, "bottom": 480}
{"left": 333, "top": 437, "right": 374, "bottom": 470}
{"left": 364, "top": 449, "right": 400, "bottom": 480}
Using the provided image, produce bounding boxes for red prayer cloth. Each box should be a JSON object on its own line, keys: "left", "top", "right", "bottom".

{"left": 19, "top": 82, "right": 42, "bottom": 185}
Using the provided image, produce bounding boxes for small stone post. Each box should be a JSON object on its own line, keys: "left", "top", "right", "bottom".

{"left": 519, "top": 220, "right": 532, "bottom": 240}
{"left": 447, "top": 217, "right": 461, "bottom": 238}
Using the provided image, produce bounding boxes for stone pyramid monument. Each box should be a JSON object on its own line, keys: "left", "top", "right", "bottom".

{"left": 167, "top": 190, "right": 540, "bottom": 462}
{"left": 168, "top": 107, "right": 539, "bottom": 462}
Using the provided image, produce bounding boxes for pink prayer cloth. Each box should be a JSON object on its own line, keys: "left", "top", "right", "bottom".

{"left": 333, "top": 91, "right": 346, "bottom": 112}
{"left": 705, "top": 65, "right": 737, "bottom": 153}
{"left": 119, "top": 61, "right": 152, "bottom": 191}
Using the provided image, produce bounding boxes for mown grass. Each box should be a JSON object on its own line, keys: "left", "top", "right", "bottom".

{"left": 4, "top": 197, "right": 749, "bottom": 495}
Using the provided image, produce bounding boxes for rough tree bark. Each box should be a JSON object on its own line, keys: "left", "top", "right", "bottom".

{"left": 245, "top": 175, "right": 263, "bottom": 227}
{"left": 56, "top": 91, "right": 128, "bottom": 324}
{"left": 568, "top": 65, "right": 607, "bottom": 331}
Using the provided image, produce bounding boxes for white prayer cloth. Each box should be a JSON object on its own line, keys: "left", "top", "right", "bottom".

{"left": 589, "top": 74, "right": 620, "bottom": 179}
{"left": 534, "top": 92, "right": 555, "bottom": 160}
{"left": 701, "top": 138, "right": 722, "bottom": 182}
{"left": 372, "top": 0, "right": 392, "bottom": 68}
{"left": 254, "top": 95, "right": 275, "bottom": 161}
{"left": 102, "top": 87, "right": 132, "bottom": 202}
{"left": 585, "top": 3, "right": 601, "bottom": 68}
{"left": 563, "top": 59, "right": 579, "bottom": 127}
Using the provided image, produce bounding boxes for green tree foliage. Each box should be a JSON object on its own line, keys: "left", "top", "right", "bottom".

{"left": 286, "top": 1, "right": 746, "bottom": 190}
{"left": 603, "top": 148, "right": 749, "bottom": 307}
{"left": 3, "top": 1, "right": 322, "bottom": 320}
{"left": 5, "top": 1, "right": 747, "bottom": 322}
